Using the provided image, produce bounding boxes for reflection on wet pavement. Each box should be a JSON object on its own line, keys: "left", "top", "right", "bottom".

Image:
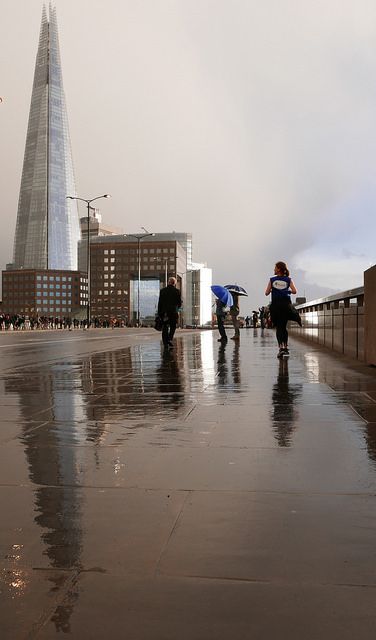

{"left": 270, "top": 357, "right": 302, "bottom": 446}
{"left": 2, "top": 328, "right": 376, "bottom": 637}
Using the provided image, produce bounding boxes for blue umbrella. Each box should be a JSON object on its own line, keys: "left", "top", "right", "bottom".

{"left": 211, "top": 285, "right": 233, "bottom": 306}
{"left": 224, "top": 284, "right": 248, "bottom": 296}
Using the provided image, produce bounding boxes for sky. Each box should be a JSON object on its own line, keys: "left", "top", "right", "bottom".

{"left": 1, "top": 0, "right": 376, "bottom": 309}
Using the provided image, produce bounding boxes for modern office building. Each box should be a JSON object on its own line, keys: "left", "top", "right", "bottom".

{"left": 1, "top": 269, "right": 87, "bottom": 317}
{"left": 79, "top": 210, "right": 124, "bottom": 240}
{"left": 84, "top": 234, "right": 187, "bottom": 325}
{"left": 76, "top": 232, "right": 213, "bottom": 326}
{"left": 11, "top": 5, "right": 80, "bottom": 272}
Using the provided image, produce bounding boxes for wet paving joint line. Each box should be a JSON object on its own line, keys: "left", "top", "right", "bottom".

{"left": 347, "top": 404, "right": 370, "bottom": 423}
{"left": 178, "top": 574, "right": 273, "bottom": 585}
{"left": 24, "top": 566, "right": 108, "bottom": 640}
{"left": 183, "top": 404, "right": 197, "bottom": 421}
{"left": 0, "top": 420, "right": 51, "bottom": 444}
{"left": 24, "top": 568, "right": 82, "bottom": 640}
{"left": 155, "top": 490, "right": 191, "bottom": 573}
{"left": 363, "top": 392, "right": 376, "bottom": 403}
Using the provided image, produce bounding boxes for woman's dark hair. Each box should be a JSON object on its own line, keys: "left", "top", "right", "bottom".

{"left": 275, "top": 261, "right": 289, "bottom": 277}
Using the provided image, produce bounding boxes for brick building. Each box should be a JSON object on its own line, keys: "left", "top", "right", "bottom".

{"left": 1, "top": 269, "right": 87, "bottom": 317}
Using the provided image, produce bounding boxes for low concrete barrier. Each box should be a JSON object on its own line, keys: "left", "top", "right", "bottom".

{"left": 289, "top": 286, "right": 365, "bottom": 362}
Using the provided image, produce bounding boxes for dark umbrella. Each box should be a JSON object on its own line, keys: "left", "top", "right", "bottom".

{"left": 224, "top": 284, "right": 248, "bottom": 296}
{"left": 211, "top": 285, "right": 233, "bottom": 306}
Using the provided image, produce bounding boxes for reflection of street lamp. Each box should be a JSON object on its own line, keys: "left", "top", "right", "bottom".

{"left": 125, "top": 229, "right": 155, "bottom": 326}
{"left": 66, "top": 194, "right": 111, "bottom": 328}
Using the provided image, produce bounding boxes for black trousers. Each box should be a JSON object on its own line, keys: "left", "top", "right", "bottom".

{"left": 162, "top": 315, "right": 177, "bottom": 344}
{"left": 217, "top": 314, "right": 227, "bottom": 340}
{"left": 270, "top": 298, "right": 289, "bottom": 347}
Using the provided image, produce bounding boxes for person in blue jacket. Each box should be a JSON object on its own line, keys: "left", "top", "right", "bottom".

{"left": 265, "top": 261, "right": 297, "bottom": 358}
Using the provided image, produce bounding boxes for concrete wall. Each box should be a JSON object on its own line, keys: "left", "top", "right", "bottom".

{"left": 364, "top": 265, "right": 376, "bottom": 366}
{"left": 289, "top": 287, "right": 365, "bottom": 362}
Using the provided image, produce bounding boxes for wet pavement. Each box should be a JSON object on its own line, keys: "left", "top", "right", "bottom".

{"left": 1, "top": 327, "right": 376, "bottom": 639}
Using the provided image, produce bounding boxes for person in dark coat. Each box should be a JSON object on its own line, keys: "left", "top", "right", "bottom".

{"left": 158, "top": 276, "right": 182, "bottom": 348}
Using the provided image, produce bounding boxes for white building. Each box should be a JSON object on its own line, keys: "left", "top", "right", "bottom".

{"left": 185, "top": 263, "right": 212, "bottom": 327}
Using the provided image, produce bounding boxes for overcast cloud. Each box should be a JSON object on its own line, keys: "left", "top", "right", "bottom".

{"left": 1, "top": 0, "right": 376, "bottom": 309}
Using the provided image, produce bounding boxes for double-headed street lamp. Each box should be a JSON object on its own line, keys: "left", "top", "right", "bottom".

{"left": 66, "top": 194, "right": 111, "bottom": 328}
{"left": 125, "top": 229, "right": 155, "bottom": 326}
{"left": 152, "top": 256, "right": 168, "bottom": 286}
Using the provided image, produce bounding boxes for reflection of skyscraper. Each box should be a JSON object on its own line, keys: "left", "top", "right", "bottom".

{"left": 12, "top": 5, "right": 80, "bottom": 271}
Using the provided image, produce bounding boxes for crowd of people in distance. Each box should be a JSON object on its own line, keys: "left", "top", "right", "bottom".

{"left": 0, "top": 314, "right": 129, "bottom": 331}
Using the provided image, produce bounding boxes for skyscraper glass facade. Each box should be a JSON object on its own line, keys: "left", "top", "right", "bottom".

{"left": 12, "top": 5, "right": 80, "bottom": 271}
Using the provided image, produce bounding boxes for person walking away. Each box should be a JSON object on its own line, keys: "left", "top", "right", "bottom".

{"left": 230, "top": 292, "right": 240, "bottom": 340}
{"left": 265, "top": 261, "right": 297, "bottom": 358}
{"left": 215, "top": 298, "right": 228, "bottom": 343}
{"left": 158, "top": 276, "right": 182, "bottom": 348}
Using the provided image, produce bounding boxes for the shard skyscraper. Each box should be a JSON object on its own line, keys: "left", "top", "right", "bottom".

{"left": 12, "top": 4, "right": 80, "bottom": 271}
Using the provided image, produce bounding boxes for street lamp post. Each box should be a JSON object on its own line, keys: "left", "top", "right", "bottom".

{"left": 152, "top": 257, "right": 168, "bottom": 287}
{"left": 66, "top": 194, "right": 111, "bottom": 328}
{"left": 125, "top": 229, "right": 155, "bottom": 326}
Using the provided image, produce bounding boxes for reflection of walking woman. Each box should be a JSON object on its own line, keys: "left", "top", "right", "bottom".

{"left": 265, "top": 261, "right": 297, "bottom": 358}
